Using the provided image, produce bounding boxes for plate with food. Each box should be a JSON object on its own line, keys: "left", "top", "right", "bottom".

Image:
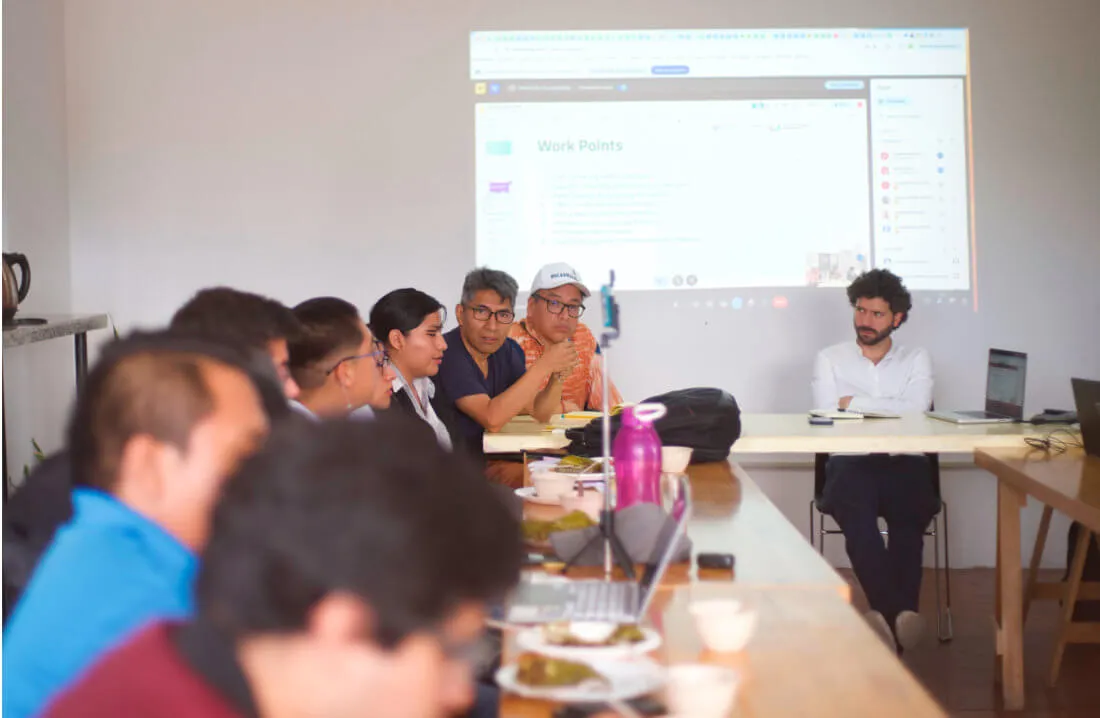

{"left": 549, "top": 455, "right": 611, "bottom": 475}
{"left": 516, "top": 621, "right": 662, "bottom": 660}
{"left": 496, "top": 652, "right": 666, "bottom": 703}
{"left": 521, "top": 511, "right": 596, "bottom": 549}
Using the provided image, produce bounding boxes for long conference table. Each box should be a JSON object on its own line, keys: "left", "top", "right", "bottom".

{"left": 490, "top": 413, "right": 1049, "bottom": 716}
{"left": 504, "top": 461, "right": 946, "bottom": 718}
{"left": 484, "top": 413, "right": 1046, "bottom": 455}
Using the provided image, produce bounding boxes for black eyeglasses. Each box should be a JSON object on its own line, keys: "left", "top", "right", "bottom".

{"left": 464, "top": 304, "right": 515, "bottom": 325}
{"left": 325, "top": 340, "right": 389, "bottom": 375}
{"left": 533, "top": 293, "right": 586, "bottom": 318}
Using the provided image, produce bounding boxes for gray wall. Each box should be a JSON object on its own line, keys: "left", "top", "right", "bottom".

{"left": 3, "top": 0, "right": 76, "bottom": 482}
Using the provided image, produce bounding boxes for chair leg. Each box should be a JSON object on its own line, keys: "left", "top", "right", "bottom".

{"left": 933, "top": 513, "right": 943, "bottom": 640}
{"left": 1049, "top": 527, "right": 1093, "bottom": 686}
{"left": 940, "top": 501, "right": 953, "bottom": 642}
{"left": 818, "top": 510, "right": 827, "bottom": 555}
{"left": 1024, "top": 505, "right": 1053, "bottom": 626}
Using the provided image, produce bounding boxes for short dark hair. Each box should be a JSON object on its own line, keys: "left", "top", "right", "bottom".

{"left": 847, "top": 268, "right": 913, "bottom": 326}
{"left": 369, "top": 289, "right": 445, "bottom": 349}
{"left": 195, "top": 415, "right": 523, "bottom": 646}
{"left": 461, "top": 268, "right": 518, "bottom": 308}
{"left": 67, "top": 331, "right": 266, "bottom": 492}
{"left": 170, "top": 287, "right": 302, "bottom": 352}
{"left": 288, "top": 297, "right": 366, "bottom": 390}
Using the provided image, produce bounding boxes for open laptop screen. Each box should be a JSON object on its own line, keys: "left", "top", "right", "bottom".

{"left": 636, "top": 475, "right": 693, "bottom": 613}
{"left": 986, "top": 349, "right": 1028, "bottom": 419}
{"left": 1072, "top": 378, "right": 1100, "bottom": 458}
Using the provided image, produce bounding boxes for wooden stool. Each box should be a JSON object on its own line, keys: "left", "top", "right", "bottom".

{"left": 1022, "top": 506, "right": 1100, "bottom": 685}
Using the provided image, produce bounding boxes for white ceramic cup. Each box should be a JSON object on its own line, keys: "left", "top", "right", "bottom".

{"left": 559, "top": 490, "right": 603, "bottom": 520}
{"left": 661, "top": 445, "right": 694, "bottom": 473}
{"left": 666, "top": 663, "right": 741, "bottom": 718}
{"left": 531, "top": 472, "right": 575, "bottom": 500}
{"left": 689, "top": 599, "right": 758, "bottom": 653}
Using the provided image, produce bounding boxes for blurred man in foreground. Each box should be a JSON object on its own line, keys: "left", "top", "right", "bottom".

{"left": 45, "top": 416, "right": 523, "bottom": 718}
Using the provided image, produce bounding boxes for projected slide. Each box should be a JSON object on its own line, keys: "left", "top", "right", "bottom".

{"left": 470, "top": 29, "right": 975, "bottom": 296}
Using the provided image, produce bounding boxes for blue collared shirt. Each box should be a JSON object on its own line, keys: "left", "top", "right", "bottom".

{"left": 2, "top": 488, "right": 197, "bottom": 718}
{"left": 435, "top": 327, "right": 526, "bottom": 455}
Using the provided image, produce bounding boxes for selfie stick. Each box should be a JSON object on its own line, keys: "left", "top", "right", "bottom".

{"left": 564, "top": 270, "right": 635, "bottom": 580}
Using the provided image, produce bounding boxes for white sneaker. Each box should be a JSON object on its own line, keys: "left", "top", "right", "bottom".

{"left": 894, "top": 610, "right": 925, "bottom": 651}
{"left": 865, "top": 610, "right": 897, "bottom": 652}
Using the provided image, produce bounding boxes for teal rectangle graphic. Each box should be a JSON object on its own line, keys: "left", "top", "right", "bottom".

{"left": 485, "top": 141, "right": 512, "bottom": 156}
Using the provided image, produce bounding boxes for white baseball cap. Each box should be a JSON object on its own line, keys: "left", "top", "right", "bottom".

{"left": 530, "top": 262, "right": 591, "bottom": 297}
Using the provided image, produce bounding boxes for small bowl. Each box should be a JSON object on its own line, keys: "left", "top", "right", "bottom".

{"left": 559, "top": 490, "right": 604, "bottom": 520}
{"left": 531, "top": 472, "right": 576, "bottom": 500}
{"left": 689, "top": 599, "right": 758, "bottom": 653}
{"left": 666, "top": 663, "right": 741, "bottom": 718}
{"left": 661, "top": 446, "right": 694, "bottom": 473}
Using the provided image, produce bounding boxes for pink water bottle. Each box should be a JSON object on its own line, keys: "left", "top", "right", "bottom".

{"left": 613, "top": 404, "right": 668, "bottom": 509}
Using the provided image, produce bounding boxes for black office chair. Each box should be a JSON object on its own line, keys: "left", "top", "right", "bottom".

{"left": 809, "top": 452, "right": 953, "bottom": 642}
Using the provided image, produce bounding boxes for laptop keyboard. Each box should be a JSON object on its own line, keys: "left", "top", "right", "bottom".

{"left": 571, "top": 581, "right": 638, "bottom": 622}
{"left": 957, "top": 410, "right": 1006, "bottom": 419}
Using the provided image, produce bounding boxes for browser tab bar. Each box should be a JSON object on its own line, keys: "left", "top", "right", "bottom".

{"left": 470, "top": 27, "right": 968, "bottom": 80}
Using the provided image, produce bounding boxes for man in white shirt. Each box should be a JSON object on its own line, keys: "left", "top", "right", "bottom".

{"left": 811, "top": 269, "right": 938, "bottom": 653}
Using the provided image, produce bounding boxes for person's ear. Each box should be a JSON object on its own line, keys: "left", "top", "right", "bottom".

{"left": 455, "top": 304, "right": 464, "bottom": 327}
{"left": 335, "top": 359, "right": 356, "bottom": 388}
{"left": 115, "top": 433, "right": 175, "bottom": 506}
{"left": 388, "top": 328, "right": 405, "bottom": 352}
{"left": 308, "top": 592, "right": 374, "bottom": 645}
{"left": 893, "top": 312, "right": 904, "bottom": 328}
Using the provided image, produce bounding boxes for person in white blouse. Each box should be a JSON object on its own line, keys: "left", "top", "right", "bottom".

{"left": 811, "top": 269, "right": 938, "bottom": 654}
{"left": 287, "top": 297, "right": 395, "bottom": 420}
{"left": 369, "top": 288, "right": 461, "bottom": 451}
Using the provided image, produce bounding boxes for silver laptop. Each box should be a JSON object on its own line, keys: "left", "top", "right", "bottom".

{"left": 506, "top": 476, "right": 692, "bottom": 624}
{"left": 927, "top": 349, "right": 1028, "bottom": 424}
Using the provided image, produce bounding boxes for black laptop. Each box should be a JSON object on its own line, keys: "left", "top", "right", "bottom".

{"left": 1071, "top": 378, "right": 1100, "bottom": 458}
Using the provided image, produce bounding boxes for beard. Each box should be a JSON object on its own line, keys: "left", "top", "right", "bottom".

{"left": 854, "top": 323, "right": 895, "bottom": 346}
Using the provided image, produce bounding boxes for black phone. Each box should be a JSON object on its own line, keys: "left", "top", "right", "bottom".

{"left": 697, "top": 552, "right": 736, "bottom": 571}
{"left": 809, "top": 415, "right": 834, "bottom": 426}
{"left": 553, "top": 696, "right": 668, "bottom": 718}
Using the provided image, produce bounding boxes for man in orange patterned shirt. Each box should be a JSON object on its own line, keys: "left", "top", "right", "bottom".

{"left": 509, "top": 263, "right": 624, "bottom": 414}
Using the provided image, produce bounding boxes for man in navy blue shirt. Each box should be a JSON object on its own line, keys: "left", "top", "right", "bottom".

{"left": 2, "top": 332, "right": 270, "bottom": 718}
{"left": 437, "top": 268, "right": 577, "bottom": 458}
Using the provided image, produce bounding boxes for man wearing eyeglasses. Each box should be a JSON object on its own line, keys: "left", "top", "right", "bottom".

{"left": 510, "top": 263, "right": 623, "bottom": 414}
{"left": 437, "top": 268, "right": 577, "bottom": 460}
{"left": 287, "top": 297, "right": 396, "bottom": 419}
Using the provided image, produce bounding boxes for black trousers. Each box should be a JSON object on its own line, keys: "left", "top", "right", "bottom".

{"left": 822, "top": 454, "right": 940, "bottom": 625}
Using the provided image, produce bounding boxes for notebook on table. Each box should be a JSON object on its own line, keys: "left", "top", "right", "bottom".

{"left": 809, "top": 409, "right": 900, "bottom": 420}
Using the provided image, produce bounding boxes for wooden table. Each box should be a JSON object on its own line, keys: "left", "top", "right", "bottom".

{"left": 501, "top": 462, "right": 946, "bottom": 717}
{"left": 974, "top": 447, "right": 1100, "bottom": 711}
{"left": 485, "top": 414, "right": 1046, "bottom": 455}
{"left": 521, "top": 461, "right": 849, "bottom": 600}
{"left": 683, "top": 461, "right": 851, "bottom": 599}
{"left": 735, "top": 414, "right": 1045, "bottom": 454}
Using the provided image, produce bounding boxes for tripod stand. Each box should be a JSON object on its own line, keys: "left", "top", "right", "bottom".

{"left": 564, "top": 271, "right": 635, "bottom": 580}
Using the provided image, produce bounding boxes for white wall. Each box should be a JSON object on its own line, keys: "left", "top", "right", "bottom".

{"left": 21, "top": 0, "right": 1100, "bottom": 565}
{"left": 2, "top": 0, "right": 76, "bottom": 486}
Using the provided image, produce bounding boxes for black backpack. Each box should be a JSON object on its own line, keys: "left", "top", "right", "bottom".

{"left": 564, "top": 387, "right": 741, "bottom": 463}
